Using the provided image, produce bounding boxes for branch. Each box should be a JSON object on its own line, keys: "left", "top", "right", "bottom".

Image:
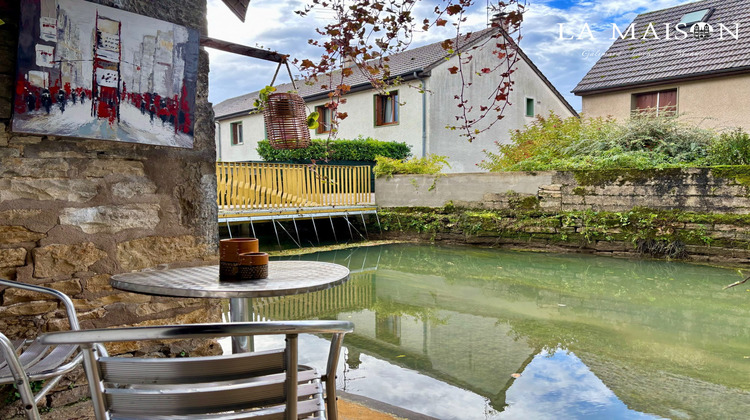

{"left": 723, "top": 275, "right": 749, "bottom": 290}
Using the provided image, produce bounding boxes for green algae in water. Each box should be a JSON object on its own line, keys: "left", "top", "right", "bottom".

{"left": 251, "top": 244, "right": 750, "bottom": 419}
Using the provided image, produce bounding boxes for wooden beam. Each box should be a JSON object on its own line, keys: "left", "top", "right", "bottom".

{"left": 199, "top": 36, "right": 287, "bottom": 63}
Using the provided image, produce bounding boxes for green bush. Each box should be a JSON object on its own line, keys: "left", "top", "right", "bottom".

{"left": 257, "top": 137, "right": 411, "bottom": 162}
{"left": 480, "top": 112, "right": 718, "bottom": 171}
{"left": 705, "top": 129, "right": 750, "bottom": 165}
{"left": 478, "top": 112, "right": 618, "bottom": 171}
{"left": 373, "top": 154, "right": 450, "bottom": 178}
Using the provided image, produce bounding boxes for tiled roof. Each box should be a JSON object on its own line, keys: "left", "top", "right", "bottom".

{"left": 214, "top": 28, "right": 498, "bottom": 119}
{"left": 573, "top": 0, "right": 750, "bottom": 95}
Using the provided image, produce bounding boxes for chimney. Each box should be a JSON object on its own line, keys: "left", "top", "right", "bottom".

{"left": 490, "top": 12, "right": 509, "bottom": 32}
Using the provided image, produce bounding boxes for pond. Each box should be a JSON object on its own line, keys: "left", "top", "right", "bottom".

{"left": 225, "top": 243, "right": 750, "bottom": 419}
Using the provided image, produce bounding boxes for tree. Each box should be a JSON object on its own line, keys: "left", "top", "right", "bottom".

{"left": 295, "top": 0, "right": 525, "bottom": 142}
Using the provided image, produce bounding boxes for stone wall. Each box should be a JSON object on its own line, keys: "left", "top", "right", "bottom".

{"left": 0, "top": 0, "right": 220, "bottom": 413}
{"left": 376, "top": 168, "right": 750, "bottom": 213}
{"left": 374, "top": 168, "right": 750, "bottom": 265}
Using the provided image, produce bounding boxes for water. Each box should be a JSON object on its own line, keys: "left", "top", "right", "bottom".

{"left": 227, "top": 243, "right": 750, "bottom": 419}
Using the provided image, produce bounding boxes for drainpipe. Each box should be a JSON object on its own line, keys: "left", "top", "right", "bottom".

{"left": 215, "top": 121, "right": 222, "bottom": 161}
{"left": 413, "top": 71, "right": 427, "bottom": 157}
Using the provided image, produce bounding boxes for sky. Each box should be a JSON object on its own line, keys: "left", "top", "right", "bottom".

{"left": 205, "top": 0, "right": 696, "bottom": 111}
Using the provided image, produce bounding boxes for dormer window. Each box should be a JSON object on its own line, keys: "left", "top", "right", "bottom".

{"left": 679, "top": 8, "right": 714, "bottom": 26}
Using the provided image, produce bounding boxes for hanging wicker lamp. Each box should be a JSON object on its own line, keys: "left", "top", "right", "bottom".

{"left": 263, "top": 92, "right": 311, "bottom": 150}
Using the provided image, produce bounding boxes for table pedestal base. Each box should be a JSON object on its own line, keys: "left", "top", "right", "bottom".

{"left": 230, "top": 297, "right": 254, "bottom": 353}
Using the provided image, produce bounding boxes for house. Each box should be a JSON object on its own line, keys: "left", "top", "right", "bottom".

{"left": 573, "top": 0, "right": 750, "bottom": 131}
{"left": 214, "top": 26, "right": 577, "bottom": 173}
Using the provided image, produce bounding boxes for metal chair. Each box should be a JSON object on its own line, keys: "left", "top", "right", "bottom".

{"left": 40, "top": 320, "right": 354, "bottom": 420}
{"left": 0, "top": 278, "right": 84, "bottom": 420}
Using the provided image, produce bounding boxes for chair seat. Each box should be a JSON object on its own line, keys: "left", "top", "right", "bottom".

{"left": 0, "top": 341, "right": 81, "bottom": 383}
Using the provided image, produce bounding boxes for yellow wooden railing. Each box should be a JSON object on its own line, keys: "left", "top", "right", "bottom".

{"left": 216, "top": 162, "right": 373, "bottom": 210}
{"left": 253, "top": 273, "right": 374, "bottom": 321}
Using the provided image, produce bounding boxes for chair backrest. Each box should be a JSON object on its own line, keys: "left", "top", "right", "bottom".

{"left": 40, "top": 320, "right": 353, "bottom": 420}
{"left": 0, "top": 278, "right": 83, "bottom": 420}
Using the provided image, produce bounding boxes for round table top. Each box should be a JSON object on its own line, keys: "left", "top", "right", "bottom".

{"left": 110, "top": 261, "right": 350, "bottom": 299}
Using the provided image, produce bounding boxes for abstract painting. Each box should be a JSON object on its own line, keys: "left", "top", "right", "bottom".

{"left": 12, "top": 0, "right": 200, "bottom": 148}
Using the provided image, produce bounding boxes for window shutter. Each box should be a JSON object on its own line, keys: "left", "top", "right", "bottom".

{"left": 375, "top": 95, "right": 383, "bottom": 126}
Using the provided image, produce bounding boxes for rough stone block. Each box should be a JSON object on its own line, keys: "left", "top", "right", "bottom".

{"left": 33, "top": 243, "right": 107, "bottom": 278}
{"left": 0, "top": 147, "right": 20, "bottom": 158}
{"left": 112, "top": 177, "right": 158, "bottom": 199}
{"left": 0, "top": 158, "right": 70, "bottom": 178}
{"left": 0, "top": 178, "right": 99, "bottom": 202}
{"left": 9, "top": 135, "right": 43, "bottom": 145}
{"left": 0, "top": 248, "right": 26, "bottom": 268}
{"left": 133, "top": 298, "right": 204, "bottom": 317}
{"left": 117, "top": 235, "right": 208, "bottom": 271}
{"left": 0, "top": 122, "right": 8, "bottom": 146}
{"left": 3, "top": 287, "right": 51, "bottom": 305}
{"left": 84, "top": 274, "right": 113, "bottom": 294}
{"left": 0, "top": 97, "right": 10, "bottom": 119}
{"left": 0, "top": 300, "right": 57, "bottom": 317}
{"left": 714, "top": 224, "right": 741, "bottom": 232}
{"left": 103, "top": 308, "right": 222, "bottom": 355}
{"left": 0, "top": 267, "right": 17, "bottom": 280}
{"left": 21, "top": 141, "right": 90, "bottom": 159}
{"left": 0, "top": 226, "right": 46, "bottom": 245}
{"left": 73, "top": 293, "right": 152, "bottom": 311}
{"left": 47, "top": 384, "right": 89, "bottom": 408}
{"left": 522, "top": 226, "right": 556, "bottom": 234}
{"left": 0, "top": 209, "right": 43, "bottom": 223}
{"left": 59, "top": 204, "right": 160, "bottom": 234}
{"left": 48, "top": 278, "right": 84, "bottom": 296}
{"left": 82, "top": 160, "right": 145, "bottom": 177}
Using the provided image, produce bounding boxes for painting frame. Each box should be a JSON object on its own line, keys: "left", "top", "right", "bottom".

{"left": 12, "top": 0, "right": 200, "bottom": 149}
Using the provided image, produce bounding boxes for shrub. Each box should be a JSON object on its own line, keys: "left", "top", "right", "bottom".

{"left": 705, "top": 129, "right": 750, "bottom": 165}
{"left": 373, "top": 154, "right": 450, "bottom": 178}
{"left": 478, "top": 112, "right": 618, "bottom": 171}
{"left": 480, "top": 112, "right": 717, "bottom": 171}
{"left": 257, "top": 137, "right": 411, "bottom": 162}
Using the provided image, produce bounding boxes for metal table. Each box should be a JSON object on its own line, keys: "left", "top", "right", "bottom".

{"left": 110, "top": 261, "right": 350, "bottom": 352}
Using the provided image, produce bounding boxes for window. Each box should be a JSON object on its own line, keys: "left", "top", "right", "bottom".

{"left": 633, "top": 89, "right": 677, "bottom": 116}
{"left": 375, "top": 91, "right": 398, "bottom": 126}
{"left": 525, "top": 97, "right": 535, "bottom": 117}
{"left": 230, "top": 122, "right": 243, "bottom": 145}
{"left": 315, "top": 105, "right": 332, "bottom": 134}
{"left": 679, "top": 8, "right": 713, "bottom": 26}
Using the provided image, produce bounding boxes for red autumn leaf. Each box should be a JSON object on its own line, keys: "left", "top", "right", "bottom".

{"left": 481, "top": 68, "right": 491, "bottom": 74}
{"left": 337, "top": 112, "right": 348, "bottom": 120}
{"left": 436, "top": 18, "right": 447, "bottom": 27}
{"left": 300, "top": 59, "right": 315, "bottom": 69}
{"left": 342, "top": 68, "right": 353, "bottom": 77}
{"left": 446, "top": 5, "right": 462, "bottom": 15}
{"left": 448, "top": 66, "right": 459, "bottom": 74}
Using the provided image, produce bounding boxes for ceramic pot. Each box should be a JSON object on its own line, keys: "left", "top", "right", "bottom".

{"left": 238, "top": 252, "right": 269, "bottom": 280}
{"left": 219, "top": 238, "right": 259, "bottom": 263}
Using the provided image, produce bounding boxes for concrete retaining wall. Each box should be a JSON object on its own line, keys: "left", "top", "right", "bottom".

{"left": 375, "top": 168, "right": 750, "bottom": 213}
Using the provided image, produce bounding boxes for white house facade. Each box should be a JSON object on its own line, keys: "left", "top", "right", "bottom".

{"left": 214, "top": 27, "right": 577, "bottom": 172}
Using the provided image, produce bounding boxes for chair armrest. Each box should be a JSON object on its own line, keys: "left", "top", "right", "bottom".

{"left": 0, "top": 278, "right": 80, "bottom": 330}
{"left": 39, "top": 321, "right": 354, "bottom": 345}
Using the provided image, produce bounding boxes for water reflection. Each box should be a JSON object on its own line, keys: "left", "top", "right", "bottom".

{"left": 231, "top": 244, "right": 750, "bottom": 419}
